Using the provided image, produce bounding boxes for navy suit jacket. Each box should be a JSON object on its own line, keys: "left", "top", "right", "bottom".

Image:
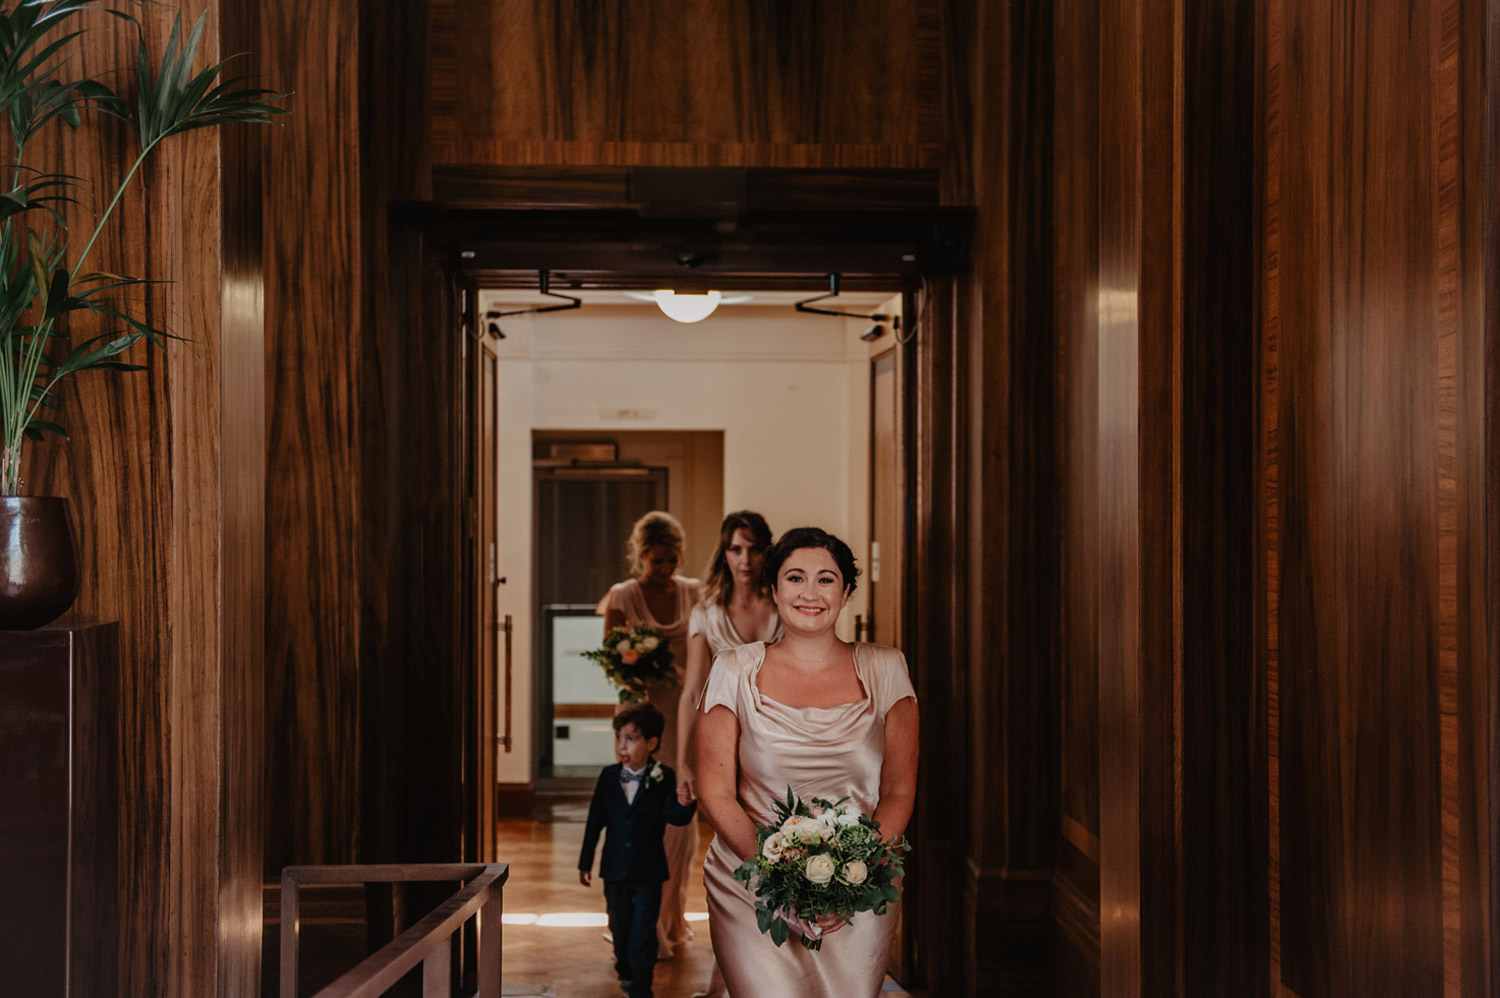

{"left": 578, "top": 761, "right": 697, "bottom": 884}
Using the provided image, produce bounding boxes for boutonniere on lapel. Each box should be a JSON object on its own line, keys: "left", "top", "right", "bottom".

{"left": 642, "top": 761, "right": 665, "bottom": 791}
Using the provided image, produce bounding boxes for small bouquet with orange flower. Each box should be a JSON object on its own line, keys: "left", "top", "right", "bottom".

{"left": 583, "top": 625, "right": 675, "bottom": 701}
{"left": 733, "top": 787, "right": 908, "bottom": 951}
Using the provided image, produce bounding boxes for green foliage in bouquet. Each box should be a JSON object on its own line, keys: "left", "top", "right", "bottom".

{"left": 0, "top": 1, "right": 287, "bottom": 493}
{"left": 582, "top": 624, "right": 675, "bottom": 702}
{"left": 733, "top": 786, "right": 909, "bottom": 951}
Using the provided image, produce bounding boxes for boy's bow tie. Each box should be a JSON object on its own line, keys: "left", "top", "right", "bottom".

{"left": 621, "top": 770, "right": 643, "bottom": 783}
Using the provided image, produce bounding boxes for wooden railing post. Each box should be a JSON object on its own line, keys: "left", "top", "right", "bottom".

{"left": 479, "top": 891, "right": 502, "bottom": 996}
{"left": 421, "top": 935, "right": 450, "bottom": 997}
{"left": 277, "top": 863, "right": 507, "bottom": 998}
{"left": 280, "top": 873, "right": 300, "bottom": 998}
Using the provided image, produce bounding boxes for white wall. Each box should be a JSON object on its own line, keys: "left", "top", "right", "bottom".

{"left": 486, "top": 296, "right": 895, "bottom": 783}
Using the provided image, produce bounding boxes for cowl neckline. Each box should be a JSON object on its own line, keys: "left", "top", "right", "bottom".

{"left": 748, "top": 641, "right": 873, "bottom": 731}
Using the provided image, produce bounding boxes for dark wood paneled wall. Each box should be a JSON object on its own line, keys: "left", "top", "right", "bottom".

{"left": 1052, "top": 0, "right": 1103, "bottom": 993}
{"left": 917, "top": 1, "right": 1060, "bottom": 994}
{"left": 261, "top": 0, "right": 462, "bottom": 881}
{"left": 26, "top": 2, "right": 268, "bottom": 994}
{"left": 427, "top": 0, "right": 944, "bottom": 172}
{"left": 1051, "top": 0, "right": 1493, "bottom": 995}
{"left": 1262, "top": 0, "right": 1491, "bottom": 994}
{"left": 261, "top": 0, "right": 365, "bottom": 873}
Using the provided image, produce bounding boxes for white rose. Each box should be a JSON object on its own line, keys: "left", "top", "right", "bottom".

{"left": 804, "top": 854, "right": 835, "bottom": 885}
{"left": 796, "top": 821, "right": 824, "bottom": 845}
{"left": 761, "top": 832, "right": 786, "bottom": 862}
{"left": 615, "top": 639, "right": 632, "bottom": 654}
{"left": 839, "top": 860, "right": 869, "bottom": 885}
{"left": 650, "top": 763, "right": 663, "bottom": 781}
{"left": 641, "top": 636, "right": 660, "bottom": 651}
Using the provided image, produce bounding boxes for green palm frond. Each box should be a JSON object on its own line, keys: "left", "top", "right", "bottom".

{"left": 0, "top": 1, "right": 288, "bottom": 492}
{"left": 131, "top": 11, "right": 286, "bottom": 151}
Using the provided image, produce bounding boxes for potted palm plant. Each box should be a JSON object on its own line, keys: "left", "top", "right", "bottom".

{"left": 0, "top": 1, "right": 284, "bottom": 627}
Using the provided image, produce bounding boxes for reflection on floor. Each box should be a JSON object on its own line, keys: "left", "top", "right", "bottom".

{"left": 497, "top": 803, "right": 916, "bottom": 998}
{"left": 498, "top": 810, "right": 714, "bottom": 998}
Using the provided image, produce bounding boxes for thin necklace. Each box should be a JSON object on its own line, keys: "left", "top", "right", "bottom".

{"left": 784, "top": 640, "right": 838, "bottom": 668}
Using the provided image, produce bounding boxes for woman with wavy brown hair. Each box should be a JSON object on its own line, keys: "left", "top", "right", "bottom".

{"left": 675, "top": 510, "right": 781, "bottom": 997}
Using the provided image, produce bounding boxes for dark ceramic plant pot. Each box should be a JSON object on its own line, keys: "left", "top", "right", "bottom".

{"left": 0, "top": 496, "right": 80, "bottom": 630}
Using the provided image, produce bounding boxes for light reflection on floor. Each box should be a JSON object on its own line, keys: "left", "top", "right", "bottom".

{"left": 497, "top": 816, "right": 718, "bottom": 998}
{"left": 496, "top": 813, "right": 914, "bottom": 997}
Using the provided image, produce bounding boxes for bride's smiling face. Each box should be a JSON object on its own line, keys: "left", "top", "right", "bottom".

{"left": 772, "top": 547, "right": 849, "bottom": 632}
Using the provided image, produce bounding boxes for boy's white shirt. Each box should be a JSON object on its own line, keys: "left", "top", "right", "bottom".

{"left": 621, "top": 763, "right": 644, "bottom": 804}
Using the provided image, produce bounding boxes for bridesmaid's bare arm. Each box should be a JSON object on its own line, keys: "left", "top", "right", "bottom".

{"left": 695, "top": 704, "right": 759, "bottom": 859}
{"left": 873, "top": 696, "right": 919, "bottom": 842}
{"left": 675, "top": 631, "right": 712, "bottom": 800}
{"left": 603, "top": 605, "right": 626, "bottom": 634}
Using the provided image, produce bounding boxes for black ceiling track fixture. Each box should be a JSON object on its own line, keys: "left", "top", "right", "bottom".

{"left": 794, "top": 273, "right": 893, "bottom": 321}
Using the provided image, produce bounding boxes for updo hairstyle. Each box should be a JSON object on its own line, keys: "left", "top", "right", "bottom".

{"left": 627, "top": 510, "right": 686, "bottom": 578}
{"left": 760, "top": 525, "right": 860, "bottom": 596}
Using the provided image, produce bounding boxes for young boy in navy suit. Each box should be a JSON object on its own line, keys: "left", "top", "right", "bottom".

{"left": 578, "top": 702, "right": 697, "bottom": 998}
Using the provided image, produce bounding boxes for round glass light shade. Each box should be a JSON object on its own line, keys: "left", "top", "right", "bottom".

{"left": 652, "top": 290, "right": 721, "bottom": 323}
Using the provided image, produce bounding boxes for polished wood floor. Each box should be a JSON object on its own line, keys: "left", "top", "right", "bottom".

{"left": 497, "top": 803, "right": 916, "bottom": 997}
{"left": 498, "top": 807, "right": 715, "bottom": 998}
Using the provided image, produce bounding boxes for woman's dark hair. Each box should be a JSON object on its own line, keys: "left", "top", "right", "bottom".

{"left": 702, "top": 510, "right": 774, "bottom": 606}
{"left": 760, "top": 526, "right": 860, "bottom": 596}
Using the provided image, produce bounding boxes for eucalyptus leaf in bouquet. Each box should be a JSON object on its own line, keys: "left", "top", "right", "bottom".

{"left": 733, "top": 786, "right": 909, "bottom": 951}
{"left": 0, "top": 0, "right": 287, "bottom": 493}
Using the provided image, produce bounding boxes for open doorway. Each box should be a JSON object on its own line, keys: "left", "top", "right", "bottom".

{"left": 482, "top": 290, "right": 900, "bottom": 796}
{"left": 532, "top": 430, "right": 723, "bottom": 783}
{"left": 438, "top": 186, "right": 970, "bottom": 993}
{"left": 471, "top": 283, "right": 913, "bottom": 988}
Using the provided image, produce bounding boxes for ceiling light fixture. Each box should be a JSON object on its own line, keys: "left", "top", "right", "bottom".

{"left": 652, "top": 289, "right": 722, "bottom": 323}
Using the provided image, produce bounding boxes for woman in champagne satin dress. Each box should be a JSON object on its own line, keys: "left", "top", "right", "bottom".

{"left": 693, "top": 527, "right": 919, "bottom": 998}
{"left": 677, "top": 511, "right": 783, "bottom": 998}
{"left": 604, "top": 510, "right": 703, "bottom": 957}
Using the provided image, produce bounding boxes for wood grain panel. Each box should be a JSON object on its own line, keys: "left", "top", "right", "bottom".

{"left": 217, "top": 0, "right": 269, "bottom": 989}
{"left": 1095, "top": 0, "right": 1146, "bottom": 990}
{"left": 1054, "top": 0, "right": 1101, "bottom": 851}
{"left": 952, "top": 2, "right": 1060, "bottom": 992}
{"left": 1486, "top": 3, "right": 1500, "bottom": 992}
{"left": 427, "top": 0, "right": 943, "bottom": 170}
{"left": 261, "top": 0, "right": 364, "bottom": 873}
{"left": 23, "top": 3, "right": 269, "bottom": 994}
{"left": 1178, "top": 0, "right": 1262, "bottom": 993}
{"left": 909, "top": 274, "right": 970, "bottom": 997}
{"left": 1075, "top": 0, "right": 1263, "bottom": 993}
{"left": 1262, "top": 0, "right": 1491, "bottom": 994}
{"left": 358, "top": 0, "right": 467, "bottom": 882}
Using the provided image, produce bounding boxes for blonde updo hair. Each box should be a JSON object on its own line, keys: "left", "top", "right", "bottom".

{"left": 627, "top": 510, "right": 686, "bottom": 579}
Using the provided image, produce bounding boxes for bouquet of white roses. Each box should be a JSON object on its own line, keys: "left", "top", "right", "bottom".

{"left": 733, "top": 786, "right": 909, "bottom": 951}
{"left": 582, "top": 625, "right": 675, "bottom": 701}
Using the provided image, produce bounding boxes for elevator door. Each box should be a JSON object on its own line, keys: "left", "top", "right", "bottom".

{"left": 534, "top": 467, "right": 667, "bottom": 780}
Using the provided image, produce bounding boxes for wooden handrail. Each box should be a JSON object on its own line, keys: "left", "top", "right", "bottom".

{"left": 280, "top": 862, "right": 509, "bottom": 998}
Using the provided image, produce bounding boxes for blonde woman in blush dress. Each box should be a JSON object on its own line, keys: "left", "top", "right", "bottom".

{"left": 694, "top": 527, "right": 918, "bottom": 998}
{"left": 676, "top": 511, "right": 783, "bottom": 998}
{"left": 603, "top": 510, "right": 703, "bottom": 958}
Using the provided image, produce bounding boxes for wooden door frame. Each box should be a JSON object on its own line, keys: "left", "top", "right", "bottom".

{"left": 429, "top": 167, "right": 972, "bottom": 992}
